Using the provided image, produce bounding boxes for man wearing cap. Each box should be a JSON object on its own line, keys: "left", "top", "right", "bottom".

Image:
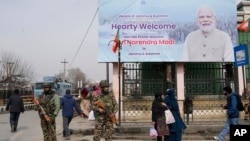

{"left": 92, "top": 80, "right": 118, "bottom": 141}
{"left": 38, "top": 83, "right": 60, "bottom": 141}
{"left": 61, "top": 89, "right": 84, "bottom": 140}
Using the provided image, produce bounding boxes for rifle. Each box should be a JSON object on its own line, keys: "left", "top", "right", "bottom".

{"left": 95, "top": 100, "right": 117, "bottom": 123}
{"left": 33, "top": 98, "right": 55, "bottom": 132}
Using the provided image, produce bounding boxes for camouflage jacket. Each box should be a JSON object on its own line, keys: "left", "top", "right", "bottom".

{"left": 92, "top": 92, "right": 118, "bottom": 117}
{"left": 38, "top": 90, "right": 60, "bottom": 117}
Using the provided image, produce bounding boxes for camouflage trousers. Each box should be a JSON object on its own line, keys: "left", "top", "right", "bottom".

{"left": 93, "top": 116, "right": 114, "bottom": 141}
{"left": 40, "top": 118, "right": 57, "bottom": 141}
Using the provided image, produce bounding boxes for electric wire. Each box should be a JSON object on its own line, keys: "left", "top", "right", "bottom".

{"left": 68, "top": 7, "right": 99, "bottom": 68}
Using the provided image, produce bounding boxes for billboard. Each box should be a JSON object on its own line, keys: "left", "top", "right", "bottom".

{"left": 98, "top": 0, "right": 238, "bottom": 62}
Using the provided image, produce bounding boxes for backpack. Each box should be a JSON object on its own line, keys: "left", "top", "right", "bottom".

{"left": 235, "top": 94, "right": 244, "bottom": 111}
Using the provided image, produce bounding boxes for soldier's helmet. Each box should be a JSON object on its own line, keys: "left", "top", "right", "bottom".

{"left": 99, "top": 80, "right": 109, "bottom": 88}
{"left": 42, "top": 83, "right": 51, "bottom": 88}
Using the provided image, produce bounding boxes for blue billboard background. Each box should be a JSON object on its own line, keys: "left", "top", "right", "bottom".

{"left": 98, "top": 0, "right": 238, "bottom": 62}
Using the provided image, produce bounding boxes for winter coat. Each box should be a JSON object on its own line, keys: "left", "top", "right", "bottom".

{"left": 164, "top": 89, "right": 186, "bottom": 133}
{"left": 224, "top": 92, "right": 239, "bottom": 118}
{"left": 6, "top": 93, "right": 25, "bottom": 113}
{"left": 61, "top": 94, "right": 82, "bottom": 117}
{"left": 151, "top": 97, "right": 167, "bottom": 122}
{"left": 38, "top": 90, "right": 60, "bottom": 117}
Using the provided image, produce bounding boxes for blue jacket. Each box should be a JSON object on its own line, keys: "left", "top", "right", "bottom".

{"left": 60, "top": 94, "right": 82, "bottom": 117}
{"left": 225, "top": 92, "right": 239, "bottom": 118}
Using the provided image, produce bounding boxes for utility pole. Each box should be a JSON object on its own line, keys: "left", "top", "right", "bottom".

{"left": 5, "top": 62, "right": 13, "bottom": 105}
{"left": 61, "top": 59, "right": 68, "bottom": 81}
{"left": 7, "top": 62, "right": 14, "bottom": 78}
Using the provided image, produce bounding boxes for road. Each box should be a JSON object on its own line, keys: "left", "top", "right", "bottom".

{"left": 0, "top": 110, "right": 140, "bottom": 141}
{"left": 0, "top": 110, "right": 88, "bottom": 141}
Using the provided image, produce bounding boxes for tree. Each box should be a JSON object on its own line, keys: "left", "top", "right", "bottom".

{"left": 0, "top": 50, "right": 35, "bottom": 90}
{"left": 66, "top": 68, "right": 90, "bottom": 93}
{"left": 55, "top": 72, "right": 64, "bottom": 81}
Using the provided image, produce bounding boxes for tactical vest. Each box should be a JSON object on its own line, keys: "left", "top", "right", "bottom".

{"left": 38, "top": 90, "right": 56, "bottom": 117}
{"left": 97, "top": 93, "right": 114, "bottom": 115}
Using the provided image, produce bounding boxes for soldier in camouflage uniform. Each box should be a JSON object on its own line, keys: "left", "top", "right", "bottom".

{"left": 92, "top": 80, "right": 118, "bottom": 141}
{"left": 38, "top": 83, "right": 60, "bottom": 141}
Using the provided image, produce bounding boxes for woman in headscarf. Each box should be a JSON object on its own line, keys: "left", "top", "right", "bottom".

{"left": 164, "top": 89, "right": 186, "bottom": 141}
{"left": 80, "top": 87, "right": 91, "bottom": 118}
{"left": 152, "top": 92, "right": 169, "bottom": 141}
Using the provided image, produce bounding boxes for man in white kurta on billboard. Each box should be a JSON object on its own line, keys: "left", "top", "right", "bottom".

{"left": 182, "top": 6, "right": 234, "bottom": 62}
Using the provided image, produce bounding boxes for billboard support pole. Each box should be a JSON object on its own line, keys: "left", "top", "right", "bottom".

{"left": 108, "top": 39, "right": 122, "bottom": 126}
{"left": 117, "top": 40, "right": 121, "bottom": 126}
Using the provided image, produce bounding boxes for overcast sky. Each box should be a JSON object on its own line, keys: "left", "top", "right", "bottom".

{"left": 0, "top": 0, "right": 113, "bottom": 82}
{"left": 0, "top": 0, "right": 241, "bottom": 83}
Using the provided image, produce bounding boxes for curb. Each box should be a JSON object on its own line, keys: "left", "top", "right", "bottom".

{"left": 0, "top": 104, "right": 35, "bottom": 113}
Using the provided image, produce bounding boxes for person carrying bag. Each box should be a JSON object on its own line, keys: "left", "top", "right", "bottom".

{"left": 164, "top": 89, "right": 186, "bottom": 141}
{"left": 152, "top": 92, "right": 170, "bottom": 141}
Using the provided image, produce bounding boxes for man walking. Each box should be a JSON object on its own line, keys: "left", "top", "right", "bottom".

{"left": 214, "top": 86, "right": 239, "bottom": 141}
{"left": 6, "top": 89, "right": 25, "bottom": 132}
{"left": 61, "top": 89, "right": 84, "bottom": 140}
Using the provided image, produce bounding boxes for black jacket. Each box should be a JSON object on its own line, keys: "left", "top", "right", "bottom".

{"left": 151, "top": 97, "right": 167, "bottom": 122}
{"left": 6, "top": 94, "right": 25, "bottom": 113}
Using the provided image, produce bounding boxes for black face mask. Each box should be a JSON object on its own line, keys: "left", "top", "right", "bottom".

{"left": 44, "top": 88, "right": 53, "bottom": 95}
{"left": 102, "top": 90, "right": 109, "bottom": 95}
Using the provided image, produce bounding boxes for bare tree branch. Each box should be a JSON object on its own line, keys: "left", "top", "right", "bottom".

{"left": 0, "top": 50, "right": 35, "bottom": 89}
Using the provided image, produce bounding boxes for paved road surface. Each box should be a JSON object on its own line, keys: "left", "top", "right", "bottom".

{"left": 0, "top": 110, "right": 149, "bottom": 141}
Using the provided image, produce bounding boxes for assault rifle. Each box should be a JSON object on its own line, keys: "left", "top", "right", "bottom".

{"left": 95, "top": 100, "right": 117, "bottom": 123}
{"left": 33, "top": 98, "right": 55, "bottom": 132}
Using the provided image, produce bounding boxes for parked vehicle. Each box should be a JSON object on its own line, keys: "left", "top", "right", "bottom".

{"left": 33, "top": 76, "right": 71, "bottom": 98}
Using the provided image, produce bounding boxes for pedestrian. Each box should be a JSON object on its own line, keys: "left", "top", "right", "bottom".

{"left": 164, "top": 89, "right": 186, "bottom": 141}
{"left": 60, "top": 89, "right": 84, "bottom": 140}
{"left": 214, "top": 86, "right": 240, "bottom": 141}
{"left": 92, "top": 84, "right": 101, "bottom": 98}
{"left": 88, "top": 83, "right": 101, "bottom": 121}
{"left": 90, "top": 84, "right": 101, "bottom": 110}
{"left": 37, "top": 83, "right": 60, "bottom": 141}
{"left": 151, "top": 91, "right": 170, "bottom": 141}
{"left": 80, "top": 87, "right": 91, "bottom": 118}
{"left": 6, "top": 89, "right": 25, "bottom": 132}
{"left": 92, "top": 80, "right": 118, "bottom": 141}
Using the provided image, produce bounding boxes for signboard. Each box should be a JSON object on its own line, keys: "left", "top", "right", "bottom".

{"left": 234, "top": 44, "right": 249, "bottom": 67}
{"left": 98, "top": 0, "right": 238, "bottom": 62}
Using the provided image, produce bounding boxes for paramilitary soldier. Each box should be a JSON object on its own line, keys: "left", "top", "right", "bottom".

{"left": 92, "top": 80, "right": 118, "bottom": 141}
{"left": 37, "top": 83, "right": 60, "bottom": 141}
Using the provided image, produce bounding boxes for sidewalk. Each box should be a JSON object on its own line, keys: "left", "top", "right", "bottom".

{"left": 63, "top": 115, "right": 250, "bottom": 141}
{"left": 56, "top": 115, "right": 152, "bottom": 140}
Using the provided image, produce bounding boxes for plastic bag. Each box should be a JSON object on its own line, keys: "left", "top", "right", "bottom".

{"left": 149, "top": 127, "right": 158, "bottom": 138}
{"left": 165, "top": 109, "right": 175, "bottom": 124}
{"left": 88, "top": 110, "right": 95, "bottom": 121}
